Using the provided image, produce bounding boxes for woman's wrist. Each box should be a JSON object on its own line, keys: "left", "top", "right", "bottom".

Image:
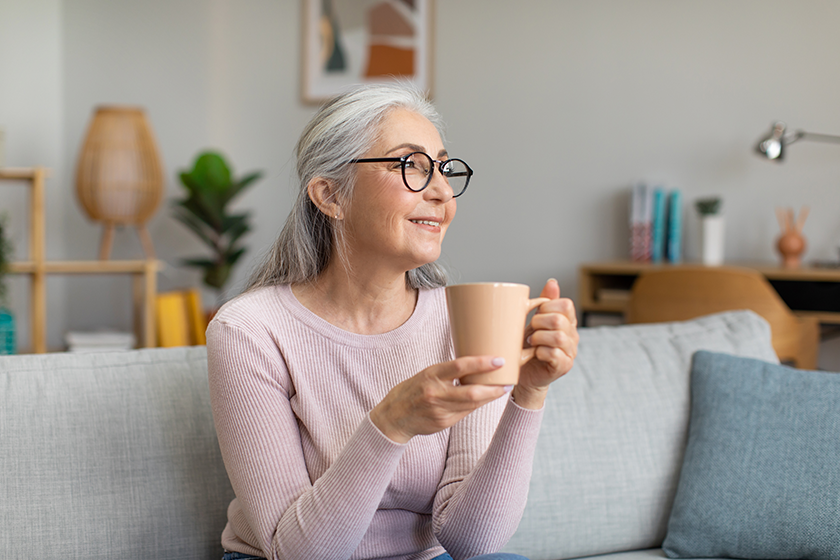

{"left": 511, "top": 384, "right": 549, "bottom": 410}
{"left": 369, "top": 404, "right": 412, "bottom": 444}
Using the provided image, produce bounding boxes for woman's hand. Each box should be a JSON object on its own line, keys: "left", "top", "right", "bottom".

{"left": 370, "top": 357, "right": 510, "bottom": 444}
{"left": 515, "top": 278, "right": 579, "bottom": 409}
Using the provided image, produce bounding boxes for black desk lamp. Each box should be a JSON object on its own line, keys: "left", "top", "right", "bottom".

{"left": 755, "top": 121, "right": 840, "bottom": 161}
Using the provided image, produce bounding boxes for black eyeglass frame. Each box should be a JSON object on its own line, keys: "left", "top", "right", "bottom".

{"left": 349, "top": 151, "right": 474, "bottom": 198}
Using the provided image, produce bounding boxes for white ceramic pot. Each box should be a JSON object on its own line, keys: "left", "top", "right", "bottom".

{"left": 701, "top": 215, "right": 725, "bottom": 266}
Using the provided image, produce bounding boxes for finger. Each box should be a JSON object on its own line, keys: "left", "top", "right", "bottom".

{"left": 531, "top": 299, "right": 577, "bottom": 328}
{"left": 529, "top": 310, "right": 575, "bottom": 334}
{"left": 450, "top": 383, "right": 510, "bottom": 404}
{"left": 535, "top": 345, "right": 574, "bottom": 374}
{"left": 539, "top": 278, "right": 561, "bottom": 300}
{"left": 433, "top": 355, "right": 505, "bottom": 382}
{"left": 528, "top": 328, "right": 578, "bottom": 360}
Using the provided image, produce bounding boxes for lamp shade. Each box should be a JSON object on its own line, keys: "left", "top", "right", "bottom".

{"left": 75, "top": 106, "right": 164, "bottom": 225}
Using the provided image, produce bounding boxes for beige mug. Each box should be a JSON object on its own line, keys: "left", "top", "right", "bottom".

{"left": 445, "top": 282, "right": 548, "bottom": 385}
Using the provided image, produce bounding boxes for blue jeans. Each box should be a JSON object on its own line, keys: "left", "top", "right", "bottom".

{"left": 223, "top": 552, "right": 529, "bottom": 560}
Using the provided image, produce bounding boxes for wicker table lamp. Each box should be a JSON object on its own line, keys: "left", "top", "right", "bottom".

{"left": 75, "top": 106, "right": 164, "bottom": 260}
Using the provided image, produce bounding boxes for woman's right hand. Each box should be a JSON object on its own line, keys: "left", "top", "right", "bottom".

{"left": 369, "top": 356, "right": 510, "bottom": 444}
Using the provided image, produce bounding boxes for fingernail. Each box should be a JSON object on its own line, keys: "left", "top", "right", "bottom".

{"left": 526, "top": 335, "right": 532, "bottom": 345}
{"left": 491, "top": 357, "right": 505, "bottom": 367}
{"left": 503, "top": 385, "right": 514, "bottom": 393}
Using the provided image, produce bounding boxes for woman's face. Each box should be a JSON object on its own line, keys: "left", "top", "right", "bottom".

{"left": 343, "top": 108, "right": 457, "bottom": 275}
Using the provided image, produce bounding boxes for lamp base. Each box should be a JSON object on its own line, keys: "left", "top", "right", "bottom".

{"left": 99, "top": 222, "right": 156, "bottom": 260}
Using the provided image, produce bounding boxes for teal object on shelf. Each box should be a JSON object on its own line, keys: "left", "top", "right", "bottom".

{"left": 0, "top": 308, "right": 15, "bottom": 355}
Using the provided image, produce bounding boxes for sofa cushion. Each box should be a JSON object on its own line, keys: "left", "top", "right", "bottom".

{"left": 503, "top": 311, "right": 778, "bottom": 560}
{"left": 662, "top": 350, "right": 840, "bottom": 559}
{"left": 0, "top": 346, "right": 234, "bottom": 559}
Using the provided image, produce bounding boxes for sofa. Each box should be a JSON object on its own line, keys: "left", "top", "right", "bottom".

{"left": 2, "top": 310, "right": 837, "bottom": 560}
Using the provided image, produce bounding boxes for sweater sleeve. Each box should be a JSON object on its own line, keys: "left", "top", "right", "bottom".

{"left": 432, "top": 394, "right": 545, "bottom": 560}
{"left": 207, "top": 318, "right": 407, "bottom": 560}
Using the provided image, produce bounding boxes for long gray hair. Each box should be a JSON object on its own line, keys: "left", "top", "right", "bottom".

{"left": 246, "top": 82, "right": 450, "bottom": 292}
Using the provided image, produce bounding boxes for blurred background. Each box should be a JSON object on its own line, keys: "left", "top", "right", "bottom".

{"left": 1, "top": 0, "right": 839, "bottom": 365}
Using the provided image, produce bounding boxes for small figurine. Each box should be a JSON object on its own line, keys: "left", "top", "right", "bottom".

{"left": 775, "top": 206, "right": 809, "bottom": 269}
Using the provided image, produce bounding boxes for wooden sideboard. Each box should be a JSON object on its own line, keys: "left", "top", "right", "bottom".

{"left": 1, "top": 167, "right": 160, "bottom": 352}
{"left": 579, "top": 260, "right": 840, "bottom": 327}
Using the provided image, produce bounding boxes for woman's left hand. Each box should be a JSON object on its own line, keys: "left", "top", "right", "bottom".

{"left": 514, "top": 278, "right": 579, "bottom": 409}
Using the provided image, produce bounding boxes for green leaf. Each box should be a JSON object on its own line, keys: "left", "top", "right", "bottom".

{"left": 178, "top": 172, "right": 202, "bottom": 196}
{"left": 221, "top": 213, "right": 250, "bottom": 238}
{"left": 224, "top": 246, "right": 247, "bottom": 265}
{"left": 172, "top": 209, "right": 216, "bottom": 249}
{"left": 221, "top": 171, "right": 263, "bottom": 205}
{"left": 203, "top": 263, "right": 232, "bottom": 290}
{"left": 191, "top": 152, "right": 232, "bottom": 193}
{"left": 175, "top": 197, "right": 218, "bottom": 232}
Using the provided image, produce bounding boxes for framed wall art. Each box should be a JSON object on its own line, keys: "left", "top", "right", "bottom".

{"left": 301, "top": 0, "right": 435, "bottom": 104}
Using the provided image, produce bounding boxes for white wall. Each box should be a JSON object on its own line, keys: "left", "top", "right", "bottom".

{"left": 4, "top": 0, "right": 840, "bottom": 367}
{"left": 0, "top": 0, "right": 66, "bottom": 350}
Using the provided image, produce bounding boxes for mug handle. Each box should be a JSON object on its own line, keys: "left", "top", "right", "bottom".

{"left": 519, "top": 297, "right": 550, "bottom": 365}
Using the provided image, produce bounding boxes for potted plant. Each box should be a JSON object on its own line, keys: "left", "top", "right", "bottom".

{"left": 695, "top": 197, "right": 724, "bottom": 266}
{"left": 173, "top": 151, "right": 262, "bottom": 304}
{"left": 0, "top": 212, "right": 15, "bottom": 354}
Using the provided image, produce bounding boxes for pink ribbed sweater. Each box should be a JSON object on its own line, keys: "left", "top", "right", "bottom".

{"left": 206, "top": 284, "right": 544, "bottom": 560}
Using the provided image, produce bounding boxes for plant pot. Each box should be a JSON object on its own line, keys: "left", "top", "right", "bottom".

{"left": 701, "top": 215, "right": 725, "bottom": 266}
{"left": 0, "top": 307, "right": 15, "bottom": 355}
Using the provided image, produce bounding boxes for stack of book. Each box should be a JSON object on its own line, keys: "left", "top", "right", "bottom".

{"left": 629, "top": 183, "right": 682, "bottom": 263}
{"left": 65, "top": 330, "right": 135, "bottom": 353}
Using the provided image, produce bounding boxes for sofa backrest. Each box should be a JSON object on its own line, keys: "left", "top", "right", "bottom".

{"left": 503, "top": 310, "right": 779, "bottom": 560}
{"left": 0, "top": 345, "right": 233, "bottom": 559}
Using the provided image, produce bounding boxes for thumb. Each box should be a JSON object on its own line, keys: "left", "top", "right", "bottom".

{"left": 540, "top": 278, "right": 560, "bottom": 300}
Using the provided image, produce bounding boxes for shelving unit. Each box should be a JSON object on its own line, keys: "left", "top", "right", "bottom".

{"left": 1, "top": 167, "right": 160, "bottom": 353}
{"left": 579, "top": 260, "right": 840, "bottom": 326}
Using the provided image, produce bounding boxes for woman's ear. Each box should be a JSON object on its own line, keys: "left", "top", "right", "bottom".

{"left": 307, "top": 178, "right": 343, "bottom": 220}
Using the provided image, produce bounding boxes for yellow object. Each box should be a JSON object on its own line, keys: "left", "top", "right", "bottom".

{"left": 156, "top": 288, "right": 207, "bottom": 347}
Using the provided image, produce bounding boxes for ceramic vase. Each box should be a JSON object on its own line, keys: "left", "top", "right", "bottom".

{"left": 775, "top": 207, "right": 808, "bottom": 269}
{"left": 777, "top": 229, "right": 806, "bottom": 269}
{"left": 701, "top": 215, "right": 725, "bottom": 266}
{"left": 0, "top": 308, "right": 15, "bottom": 355}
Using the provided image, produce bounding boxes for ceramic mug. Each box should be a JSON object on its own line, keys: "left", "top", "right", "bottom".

{"left": 445, "top": 282, "right": 548, "bottom": 385}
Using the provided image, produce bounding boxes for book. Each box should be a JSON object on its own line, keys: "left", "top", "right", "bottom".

{"left": 651, "top": 187, "right": 666, "bottom": 263}
{"left": 65, "top": 330, "right": 135, "bottom": 353}
{"left": 630, "top": 183, "right": 653, "bottom": 262}
{"left": 155, "top": 288, "right": 207, "bottom": 347}
{"left": 667, "top": 189, "right": 682, "bottom": 263}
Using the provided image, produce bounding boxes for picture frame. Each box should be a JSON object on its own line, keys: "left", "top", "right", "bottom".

{"left": 301, "top": 0, "right": 435, "bottom": 104}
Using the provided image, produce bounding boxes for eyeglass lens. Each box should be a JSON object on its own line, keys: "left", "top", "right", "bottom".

{"left": 402, "top": 152, "right": 471, "bottom": 197}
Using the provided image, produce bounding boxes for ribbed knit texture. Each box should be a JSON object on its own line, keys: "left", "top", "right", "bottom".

{"left": 206, "top": 284, "right": 544, "bottom": 560}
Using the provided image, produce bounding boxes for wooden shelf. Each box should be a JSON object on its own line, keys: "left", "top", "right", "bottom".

{"left": 1, "top": 167, "right": 160, "bottom": 353}
{"left": 9, "top": 260, "right": 160, "bottom": 274}
{"left": 579, "top": 260, "right": 840, "bottom": 326}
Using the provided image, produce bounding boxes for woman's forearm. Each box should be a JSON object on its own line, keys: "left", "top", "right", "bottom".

{"left": 433, "top": 397, "right": 544, "bottom": 560}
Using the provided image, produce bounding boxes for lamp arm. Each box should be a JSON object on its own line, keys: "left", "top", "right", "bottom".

{"left": 789, "top": 130, "right": 840, "bottom": 145}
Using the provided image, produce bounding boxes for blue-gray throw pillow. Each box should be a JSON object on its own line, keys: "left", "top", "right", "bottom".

{"left": 663, "top": 350, "right": 840, "bottom": 559}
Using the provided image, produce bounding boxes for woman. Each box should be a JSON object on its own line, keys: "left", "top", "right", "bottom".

{"left": 207, "top": 83, "right": 579, "bottom": 560}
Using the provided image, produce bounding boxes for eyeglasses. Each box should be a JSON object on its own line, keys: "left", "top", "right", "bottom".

{"left": 349, "top": 151, "right": 473, "bottom": 197}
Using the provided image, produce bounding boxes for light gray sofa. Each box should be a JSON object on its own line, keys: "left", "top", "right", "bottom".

{"left": 1, "top": 310, "right": 779, "bottom": 560}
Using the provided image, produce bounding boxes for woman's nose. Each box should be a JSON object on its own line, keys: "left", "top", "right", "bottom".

{"left": 423, "top": 167, "right": 454, "bottom": 202}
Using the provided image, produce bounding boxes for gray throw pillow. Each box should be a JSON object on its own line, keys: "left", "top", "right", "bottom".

{"left": 663, "top": 350, "right": 840, "bottom": 559}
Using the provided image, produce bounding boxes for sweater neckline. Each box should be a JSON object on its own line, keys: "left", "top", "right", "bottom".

{"left": 276, "top": 283, "right": 436, "bottom": 348}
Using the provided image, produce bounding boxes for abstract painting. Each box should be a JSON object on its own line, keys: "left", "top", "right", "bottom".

{"left": 302, "top": 0, "right": 434, "bottom": 103}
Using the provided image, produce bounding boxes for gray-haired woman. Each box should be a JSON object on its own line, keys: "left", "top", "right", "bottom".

{"left": 207, "top": 83, "right": 579, "bottom": 560}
